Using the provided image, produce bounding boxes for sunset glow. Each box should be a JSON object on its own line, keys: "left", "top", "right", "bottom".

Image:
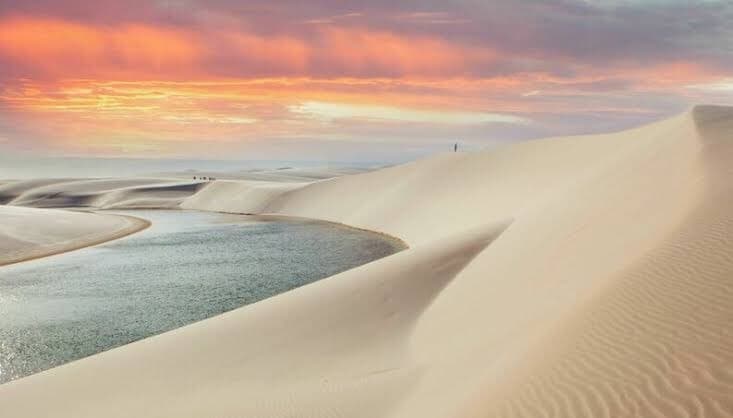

{"left": 1, "top": 1, "right": 732, "bottom": 160}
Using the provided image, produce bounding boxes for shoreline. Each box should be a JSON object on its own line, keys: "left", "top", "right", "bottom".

{"left": 0, "top": 213, "right": 151, "bottom": 267}
{"left": 211, "top": 210, "right": 410, "bottom": 249}
{"left": 0, "top": 209, "right": 403, "bottom": 386}
{"left": 0, "top": 207, "right": 405, "bottom": 268}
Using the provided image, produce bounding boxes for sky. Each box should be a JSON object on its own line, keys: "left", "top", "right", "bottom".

{"left": 1, "top": 0, "right": 732, "bottom": 163}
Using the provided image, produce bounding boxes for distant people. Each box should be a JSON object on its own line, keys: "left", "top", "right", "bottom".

{"left": 193, "top": 176, "right": 197, "bottom": 180}
{"left": 454, "top": 143, "right": 458, "bottom": 152}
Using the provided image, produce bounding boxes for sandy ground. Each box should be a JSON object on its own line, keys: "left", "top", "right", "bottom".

{"left": 0, "top": 105, "right": 732, "bottom": 417}
{"left": 0, "top": 206, "right": 150, "bottom": 266}
{"left": 152, "top": 166, "right": 376, "bottom": 182}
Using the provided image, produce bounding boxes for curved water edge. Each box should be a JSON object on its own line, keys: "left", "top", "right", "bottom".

{"left": 0, "top": 213, "right": 151, "bottom": 267}
{"left": 234, "top": 211, "right": 410, "bottom": 249}
{"left": 0, "top": 210, "right": 405, "bottom": 384}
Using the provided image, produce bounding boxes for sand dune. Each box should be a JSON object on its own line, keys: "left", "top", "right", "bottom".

{"left": 0, "top": 166, "right": 360, "bottom": 209}
{"left": 180, "top": 179, "right": 306, "bottom": 213}
{"left": 152, "top": 166, "right": 374, "bottom": 182}
{"left": 1, "top": 105, "right": 732, "bottom": 417}
{"left": 0, "top": 178, "right": 83, "bottom": 204}
{"left": 0, "top": 206, "right": 149, "bottom": 266}
{"left": 0, "top": 177, "right": 206, "bottom": 209}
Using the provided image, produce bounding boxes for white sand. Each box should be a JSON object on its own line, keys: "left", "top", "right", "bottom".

{"left": 1, "top": 105, "right": 732, "bottom": 417}
{"left": 153, "top": 166, "right": 374, "bottom": 182}
{"left": 0, "top": 206, "right": 149, "bottom": 266}
{"left": 180, "top": 179, "right": 306, "bottom": 213}
{"left": 0, "top": 177, "right": 204, "bottom": 209}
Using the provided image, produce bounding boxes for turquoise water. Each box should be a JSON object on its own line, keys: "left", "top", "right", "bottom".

{"left": 0, "top": 210, "right": 403, "bottom": 384}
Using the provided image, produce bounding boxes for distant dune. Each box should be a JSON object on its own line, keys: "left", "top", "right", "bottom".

{"left": 1, "top": 105, "right": 732, "bottom": 417}
{"left": 0, "top": 167, "right": 366, "bottom": 209}
{"left": 0, "top": 206, "right": 149, "bottom": 266}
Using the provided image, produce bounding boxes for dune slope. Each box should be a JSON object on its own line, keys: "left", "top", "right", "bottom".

{"left": 1, "top": 106, "right": 732, "bottom": 417}
{"left": 0, "top": 206, "right": 149, "bottom": 266}
{"left": 0, "top": 177, "right": 205, "bottom": 209}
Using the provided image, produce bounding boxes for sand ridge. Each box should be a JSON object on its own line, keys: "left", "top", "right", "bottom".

{"left": 0, "top": 177, "right": 207, "bottom": 209}
{"left": 0, "top": 206, "right": 150, "bottom": 266}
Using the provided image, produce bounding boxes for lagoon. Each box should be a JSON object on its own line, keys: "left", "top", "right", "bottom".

{"left": 0, "top": 210, "right": 403, "bottom": 384}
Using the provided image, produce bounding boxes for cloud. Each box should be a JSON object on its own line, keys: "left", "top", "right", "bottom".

{"left": 304, "top": 12, "right": 362, "bottom": 25}
{"left": 289, "top": 101, "right": 528, "bottom": 125}
{"left": 0, "top": 0, "right": 732, "bottom": 160}
{"left": 687, "top": 79, "right": 733, "bottom": 92}
{"left": 0, "top": 17, "right": 201, "bottom": 79}
{"left": 522, "top": 90, "right": 541, "bottom": 97}
{"left": 2, "top": 1, "right": 732, "bottom": 80}
{"left": 0, "top": 16, "right": 498, "bottom": 80}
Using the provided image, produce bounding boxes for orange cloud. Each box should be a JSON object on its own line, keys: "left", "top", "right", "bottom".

{"left": 0, "top": 76, "right": 536, "bottom": 156}
{"left": 0, "top": 17, "right": 200, "bottom": 78}
{"left": 223, "top": 33, "right": 310, "bottom": 74}
{"left": 315, "top": 27, "right": 496, "bottom": 77}
{"left": 0, "top": 16, "right": 496, "bottom": 79}
{"left": 633, "top": 62, "right": 722, "bottom": 87}
{"left": 1, "top": 16, "right": 728, "bottom": 158}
